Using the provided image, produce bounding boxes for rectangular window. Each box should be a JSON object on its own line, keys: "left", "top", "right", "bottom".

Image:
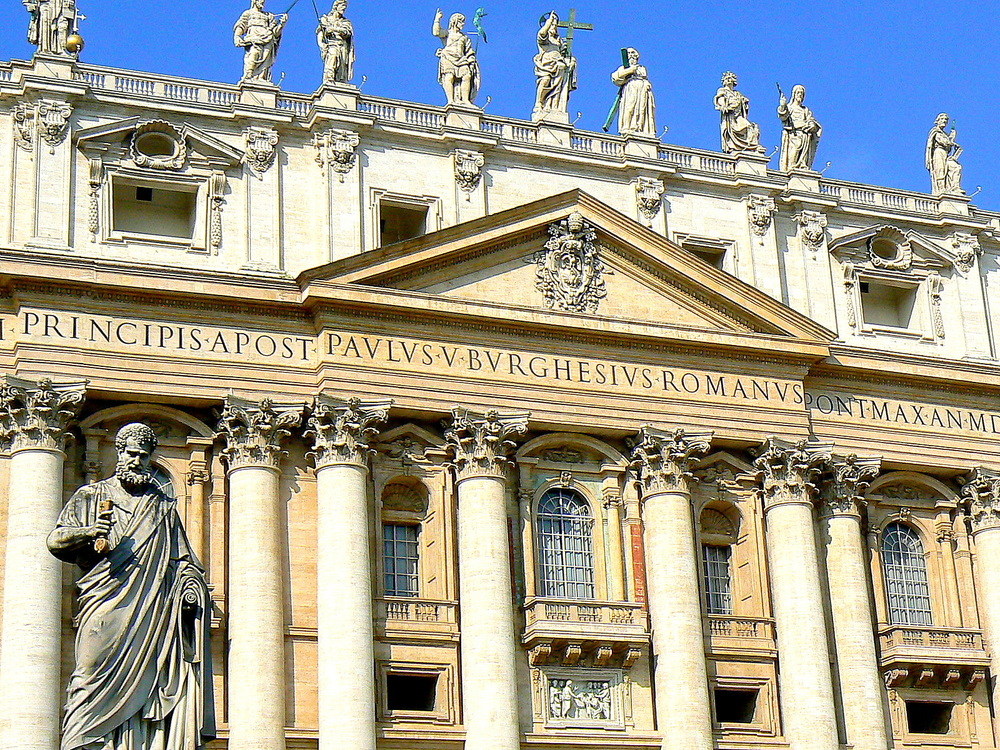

{"left": 379, "top": 201, "right": 428, "bottom": 246}
{"left": 383, "top": 523, "right": 419, "bottom": 597}
{"left": 861, "top": 281, "right": 918, "bottom": 329}
{"left": 714, "top": 688, "right": 758, "bottom": 724}
{"left": 906, "top": 701, "right": 953, "bottom": 735}
{"left": 386, "top": 673, "right": 438, "bottom": 712}
{"left": 112, "top": 180, "right": 197, "bottom": 240}
{"left": 702, "top": 545, "right": 733, "bottom": 615}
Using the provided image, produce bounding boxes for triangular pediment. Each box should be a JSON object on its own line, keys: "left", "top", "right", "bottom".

{"left": 828, "top": 225, "right": 956, "bottom": 272}
{"left": 76, "top": 117, "right": 242, "bottom": 168}
{"left": 302, "top": 191, "right": 835, "bottom": 345}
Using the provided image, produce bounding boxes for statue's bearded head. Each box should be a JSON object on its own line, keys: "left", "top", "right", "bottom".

{"left": 114, "top": 423, "right": 158, "bottom": 491}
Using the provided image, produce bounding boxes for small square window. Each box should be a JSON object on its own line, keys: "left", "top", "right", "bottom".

{"left": 135, "top": 186, "right": 154, "bottom": 202}
{"left": 906, "top": 701, "right": 953, "bottom": 735}
{"left": 387, "top": 673, "right": 438, "bottom": 712}
{"left": 861, "top": 281, "right": 917, "bottom": 329}
{"left": 714, "top": 688, "right": 758, "bottom": 724}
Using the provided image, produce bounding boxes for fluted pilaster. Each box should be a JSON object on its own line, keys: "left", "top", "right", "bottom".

{"left": 629, "top": 427, "right": 714, "bottom": 750}
{"left": 306, "top": 394, "right": 392, "bottom": 750}
{"left": 0, "top": 376, "right": 86, "bottom": 750}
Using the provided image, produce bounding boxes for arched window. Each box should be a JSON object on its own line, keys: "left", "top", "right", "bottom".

{"left": 700, "top": 508, "right": 737, "bottom": 616}
{"left": 882, "top": 522, "right": 932, "bottom": 626}
{"left": 537, "top": 488, "right": 595, "bottom": 600}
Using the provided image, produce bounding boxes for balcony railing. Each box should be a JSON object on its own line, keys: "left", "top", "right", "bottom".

{"left": 878, "top": 625, "right": 990, "bottom": 670}
{"left": 820, "top": 179, "right": 940, "bottom": 215}
{"left": 376, "top": 598, "right": 459, "bottom": 642}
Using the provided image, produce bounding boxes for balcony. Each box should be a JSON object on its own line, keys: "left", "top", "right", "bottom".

{"left": 523, "top": 598, "right": 649, "bottom": 669}
{"left": 879, "top": 626, "right": 989, "bottom": 690}
{"left": 376, "top": 598, "right": 459, "bottom": 643}
{"left": 705, "top": 616, "right": 777, "bottom": 658}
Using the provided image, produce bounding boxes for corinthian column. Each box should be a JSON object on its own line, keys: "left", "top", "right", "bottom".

{"left": 963, "top": 468, "right": 1000, "bottom": 733}
{"left": 817, "top": 455, "right": 889, "bottom": 750}
{"left": 0, "top": 376, "right": 86, "bottom": 750}
{"left": 444, "top": 407, "right": 529, "bottom": 750}
{"left": 217, "top": 397, "right": 304, "bottom": 750}
{"left": 755, "top": 438, "right": 839, "bottom": 750}
{"left": 629, "top": 427, "right": 714, "bottom": 750}
{"left": 306, "top": 395, "right": 391, "bottom": 750}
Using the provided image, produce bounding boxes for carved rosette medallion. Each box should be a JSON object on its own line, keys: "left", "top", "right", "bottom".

{"left": 305, "top": 394, "right": 393, "bottom": 469}
{"left": 797, "top": 210, "right": 828, "bottom": 251}
{"left": 313, "top": 128, "right": 360, "bottom": 182}
{"left": 533, "top": 212, "right": 609, "bottom": 314}
{"left": 819, "top": 454, "right": 881, "bottom": 517}
{"left": 0, "top": 376, "right": 87, "bottom": 453}
{"left": 36, "top": 100, "right": 73, "bottom": 152}
{"left": 635, "top": 177, "right": 665, "bottom": 222}
{"left": 453, "top": 149, "right": 485, "bottom": 197}
{"left": 628, "top": 427, "right": 713, "bottom": 496}
{"left": 746, "top": 194, "right": 776, "bottom": 236}
{"left": 216, "top": 396, "right": 304, "bottom": 470}
{"left": 443, "top": 407, "right": 529, "bottom": 480}
{"left": 754, "top": 438, "right": 832, "bottom": 510}
{"left": 13, "top": 102, "right": 35, "bottom": 152}
{"left": 244, "top": 126, "right": 279, "bottom": 177}
{"left": 952, "top": 232, "right": 981, "bottom": 275}
{"left": 962, "top": 468, "right": 1000, "bottom": 534}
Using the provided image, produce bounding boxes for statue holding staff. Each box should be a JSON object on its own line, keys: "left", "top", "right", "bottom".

{"left": 533, "top": 11, "right": 578, "bottom": 120}
{"left": 610, "top": 48, "right": 656, "bottom": 137}
{"left": 926, "top": 112, "right": 964, "bottom": 195}
{"left": 317, "top": 0, "right": 355, "bottom": 84}
{"left": 234, "top": 0, "right": 290, "bottom": 84}
{"left": 432, "top": 9, "right": 481, "bottom": 107}
{"left": 48, "top": 423, "right": 215, "bottom": 750}
{"left": 777, "top": 84, "right": 822, "bottom": 170}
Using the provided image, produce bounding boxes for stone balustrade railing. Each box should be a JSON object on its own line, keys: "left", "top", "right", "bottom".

{"left": 878, "top": 625, "right": 990, "bottom": 672}
{"left": 524, "top": 598, "right": 646, "bottom": 627}
{"left": 705, "top": 615, "right": 776, "bottom": 640}
{"left": 820, "top": 179, "right": 940, "bottom": 215}
{"left": 377, "top": 597, "right": 458, "bottom": 625}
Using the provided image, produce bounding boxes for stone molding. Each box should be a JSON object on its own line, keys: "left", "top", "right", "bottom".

{"left": 217, "top": 396, "right": 304, "bottom": 470}
{"left": 962, "top": 468, "right": 1000, "bottom": 534}
{"left": 305, "top": 394, "right": 392, "bottom": 469}
{"left": 628, "top": 427, "right": 713, "bottom": 496}
{"left": 244, "top": 126, "right": 279, "bottom": 177}
{"left": 0, "top": 376, "right": 87, "bottom": 453}
{"left": 754, "top": 438, "right": 832, "bottom": 510}
{"left": 818, "top": 454, "right": 882, "bottom": 517}
{"left": 444, "top": 407, "right": 529, "bottom": 480}
{"left": 453, "top": 149, "right": 485, "bottom": 195}
{"left": 313, "top": 128, "right": 360, "bottom": 182}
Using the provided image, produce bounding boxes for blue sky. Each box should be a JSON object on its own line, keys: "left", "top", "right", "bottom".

{"left": 2, "top": 1, "right": 997, "bottom": 208}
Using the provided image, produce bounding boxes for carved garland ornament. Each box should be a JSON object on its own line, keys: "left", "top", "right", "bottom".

{"left": 313, "top": 128, "right": 360, "bottom": 182}
{"left": 962, "top": 468, "right": 1000, "bottom": 534}
{"left": 0, "top": 376, "right": 87, "bottom": 452}
{"left": 746, "top": 194, "right": 776, "bottom": 236}
{"left": 628, "top": 427, "right": 713, "bottom": 495}
{"left": 87, "top": 158, "right": 103, "bottom": 240}
{"left": 635, "top": 177, "right": 665, "bottom": 222}
{"left": 216, "top": 396, "right": 304, "bottom": 470}
{"left": 305, "top": 394, "right": 393, "bottom": 468}
{"left": 453, "top": 149, "right": 485, "bottom": 197}
{"left": 244, "top": 126, "right": 279, "bottom": 177}
{"left": 533, "top": 212, "right": 609, "bottom": 314}
{"left": 443, "top": 407, "right": 529, "bottom": 479}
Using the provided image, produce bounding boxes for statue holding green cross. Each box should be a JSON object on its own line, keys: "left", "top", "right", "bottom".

{"left": 533, "top": 10, "right": 592, "bottom": 123}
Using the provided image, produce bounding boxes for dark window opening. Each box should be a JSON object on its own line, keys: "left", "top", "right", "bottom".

{"left": 386, "top": 673, "right": 437, "bottom": 712}
{"left": 906, "top": 701, "right": 953, "bottom": 735}
{"left": 379, "top": 202, "right": 428, "bottom": 246}
{"left": 714, "top": 688, "right": 758, "bottom": 724}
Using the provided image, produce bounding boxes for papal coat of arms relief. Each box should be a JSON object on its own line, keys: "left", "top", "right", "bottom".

{"left": 533, "top": 212, "right": 609, "bottom": 314}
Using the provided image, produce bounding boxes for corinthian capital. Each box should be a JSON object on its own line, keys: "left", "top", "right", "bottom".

{"left": 628, "top": 427, "right": 713, "bottom": 495}
{"left": 754, "top": 438, "right": 833, "bottom": 509}
{"left": 962, "top": 468, "right": 1000, "bottom": 534}
{"left": 306, "top": 394, "right": 392, "bottom": 468}
{"left": 444, "top": 407, "right": 529, "bottom": 480}
{"left": 217, "top": 396, "right": 305, "bottom": 470}
{"left": 819, "top": 454, "right": 882, "bottom": 517}
{"left": 0, "top": 376, "right": 86, "bottom": 452}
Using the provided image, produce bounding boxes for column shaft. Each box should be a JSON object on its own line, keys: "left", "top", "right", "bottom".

{"left": 643, "top": 489, "right": 713, "bottom": 749}
{"left": 822, "top": 512, "right": 889, "bottom": 750}
{"left": 227, "top": 465, "right": 287, "bottom": 750}
{"left": 457, "top": 474, "right": 520, "bottom": 750}
{"left": 972, "top": 528, "right": 1000, "bottom": 730}
{"left": 0, "top": 448, "right": 65, "bottom": 750}
{"left": 766, "top": 500, "right": 839, "bottom": 750}
{"left": 317, "top": 462, "right": 376, "bottom": 750}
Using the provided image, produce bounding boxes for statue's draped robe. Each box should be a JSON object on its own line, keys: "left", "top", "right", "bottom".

{"left": 319, "top": 15, "right": 354, "bottom": 83}
{"left": 612, "top": 65, "right": 655, "bottom": 137}
{"left": 26, "top": 0, "right": 67, "bottom": 54}
{"left": 534, "top": 30, "right": 577, "bottom": 114}
{"left": 715, "top": 87, "right": 761, "bottom": 154}
{"left": 778, "top": 100, "right": 822, "bottom": 171}
{"left": 926, "top": 127, "right": 963, "bottom": 194}
{"left": 53, "top": 479, "right": 216, "bottom": 750}
{"left": 235, "top": 9, "right": 284, "bottom": 82}
{"left": 435, "top": 28, "right": 480, "bottom": 102}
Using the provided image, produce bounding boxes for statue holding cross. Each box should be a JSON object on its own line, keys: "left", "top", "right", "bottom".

{"left": 532, "top": 9, "right": 591, "bottom": 123}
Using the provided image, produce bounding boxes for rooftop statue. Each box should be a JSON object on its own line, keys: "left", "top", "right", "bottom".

{"left": 318, "top": 0, "right": 355, "bottom": 84}
{"left": 432, "top": 9, "right": 481, "bottom": 107}
{"left": 23, "top": 0, "right": 83, "bottom": 56}
{"left": 234, "top": 0, "right": 289, "bottom": 84}
{"left": 926, "top": 112, "right": 964, "bottom": 195}
{"left": 610, "top": 48, "right": 656, "bottom": 137}
{"left": 48, "top": 423, "right": 215, "bottom": 750}
{"left": 777, "top": 84, "right": 822, "bottom": 171}
{"left": 715, "top": 71, "right": 764, "bottom": 155}
{"left": 533, "top": 11, "right": 578, "bottom": 122}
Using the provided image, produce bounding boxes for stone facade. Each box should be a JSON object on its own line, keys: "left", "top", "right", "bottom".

{"left": 0, "top": 47, "right": 999, "bottom": 750}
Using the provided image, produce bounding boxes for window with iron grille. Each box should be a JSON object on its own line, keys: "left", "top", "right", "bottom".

{"left": 882, "top": 522, "right": 933, "bottom": 626}
{"left": 537, "top": 488, "right": 595, "bottom": 600}
{"left": 702, "top": 545, "right": 733, "bottom": 615}
{"left": 383, "top": 523, "right": 419, "bottom": 598}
